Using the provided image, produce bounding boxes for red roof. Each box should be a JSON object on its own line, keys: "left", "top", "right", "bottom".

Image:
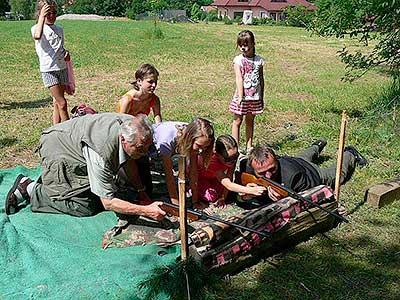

{"left": 212, "top": 0, "right": 316, "bottom": 11}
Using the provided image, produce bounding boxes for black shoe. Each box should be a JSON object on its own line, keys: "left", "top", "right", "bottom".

{"left": 312, "top": 138, "right": 327, "bottom": 153}
{"left": 344, "top": 146, "right": 368, "bottom": 167}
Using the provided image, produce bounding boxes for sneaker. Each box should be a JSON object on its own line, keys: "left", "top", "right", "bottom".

{"left": 344, "top": 146, "right": 368, "bottom": 167}
{"left": 5, "top": 174, "right": 33, "bottom": 215}
{"left": 312, "top": 138, "right": 327, "bottom": 153}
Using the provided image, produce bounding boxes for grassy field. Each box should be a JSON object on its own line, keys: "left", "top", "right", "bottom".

{"left": 0, "top": 20, "right": 399, "bottom": 300}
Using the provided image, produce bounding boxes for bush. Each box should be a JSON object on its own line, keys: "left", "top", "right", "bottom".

{"left": 95, "top": 0, "right": 127, "bottom": 17}
{"left": 9, "top": 0, "right": 34, "bottom": 20}
{"left": 207, "top": 10, "right": 219, "bottom": 22}
{"left": 286, "top": 4, "right": 315, "bottom": 27}
{"left": 0, "top": 0, "right": 11, "bottom": 17}
{"left": 126, "top": 0, "right": 147, "bottom": 19}
{"left": 67, "top": 0, "right": 96, "bottom": 14}
{"left": 233, "top": 15, "right": 242, "bottom": 23}
{"left": 144, "top": 20, "right": 164, "bottom": 39}
{"left": 223, "top": 16, "right": 232, "bottom": 25}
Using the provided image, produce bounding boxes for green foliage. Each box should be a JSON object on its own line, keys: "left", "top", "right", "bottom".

{"left": 66, "top": 0, "right": 129, "bottom": 16}
{"left": 0, "top": 0, "right": 11, "bottom": 17}
{"left": 223, "top": 16, "right": 232, "bottom": 25}
{"left": 95, "top": 0, "right": 128, "bottom": 17}
{"left": 251, "top": 17, "right": 269, "bottom": 25}
{"left": 205, "top": 9, "right": 219, "bottom": 22}
{"left": 286, "top": 4, "right": 315, "bottom": 27}
{"left": 126, "top": 0, "right": 146, "bottom": 19}
{"left": 66, "top": 0, "right": 96, "bottom": 14}
{"left": 233, "top": 15, "right": 242, "bottom": 23}
{"left": 368, "top": 80, "right": 400, "bottom": 114}
{"left": 190, "top": 3, "right": 201, "bottom": 20}
{"left": 144, "top": 20, "right": 164, "bottom": 39}
{"left": 147, "top": 0, "right": 167, "bottom": 13}
{"left": 9, "top": 0, "right": 34, "bottom": 19}
{"left": 309, "top": 0, "right": 400, "bottom": 82}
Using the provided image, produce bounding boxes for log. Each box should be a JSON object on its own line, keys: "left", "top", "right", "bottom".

{"left": 365, "top": 178, "right": 400, "bottom": 208}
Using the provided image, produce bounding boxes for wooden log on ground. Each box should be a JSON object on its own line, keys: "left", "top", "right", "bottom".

{"left": 365, "top": 178, "right": 400, "bottom": 208}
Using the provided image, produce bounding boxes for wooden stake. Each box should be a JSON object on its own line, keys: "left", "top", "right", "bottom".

{"left": 334, "top": 110, "right": 347, "bottom": 202}
{"left": 178, "top": 155, "right": 189, "bottom": 261}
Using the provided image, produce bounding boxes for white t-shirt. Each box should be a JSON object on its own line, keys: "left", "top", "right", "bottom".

{"left": 151, "top": 121, "right": 187, "bottom": 157}
{"left": 233, "top": 54, "right": 264, "bottom": 101}
{"left": 31, "top": 23, "right": 67, "bottom": 72}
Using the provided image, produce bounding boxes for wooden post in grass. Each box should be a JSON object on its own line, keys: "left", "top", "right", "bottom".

{"left": 178, "top": 155, "right": 189, "bottom": 261}
{"left": 334, "top": 110, "right": 347, "bottom": 202}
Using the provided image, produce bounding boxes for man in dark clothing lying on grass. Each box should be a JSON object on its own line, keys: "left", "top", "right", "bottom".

{"left": 5, "top": 113, "right": 166, "bottom": 220}
{"left": 239, "top": 139, "right": 368, "bottom": 202}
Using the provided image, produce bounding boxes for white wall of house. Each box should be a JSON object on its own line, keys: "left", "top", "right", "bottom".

{"left": 217, "top": 7, "right": 287, "bottom": 21}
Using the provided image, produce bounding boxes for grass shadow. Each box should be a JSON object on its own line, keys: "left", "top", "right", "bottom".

{"left": 267, "top": 133, "right": 298, "bottom": 150}
{"left": 328, "top": 107, "right": 366, "bottom": 118}
{"left": 0, "top": 137, "right": 18, "bottom": 149}
{"left": 0, "top": 97, "right": 51, "bottom": 110}
{"left": 214, "top": 234, "right": 400, "bottom": 300}
{"left": 347, "top": 192, "right": 367, "bottom": 216}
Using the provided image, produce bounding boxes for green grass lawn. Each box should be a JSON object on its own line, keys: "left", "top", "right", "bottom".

{"left": 0, "top": 20, "right": 399, "bottom": 300}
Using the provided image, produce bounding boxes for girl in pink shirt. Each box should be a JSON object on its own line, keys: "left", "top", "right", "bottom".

{"left": 198, "top": 135, "right": 265, "bottom": 207}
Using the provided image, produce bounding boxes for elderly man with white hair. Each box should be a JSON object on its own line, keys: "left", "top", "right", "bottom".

{"left": 6, "top": 113, "right": 165, "bottom": 220}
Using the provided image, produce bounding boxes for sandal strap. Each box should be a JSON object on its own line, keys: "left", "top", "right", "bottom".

{"left": 18, "top": 178, "right": 33, "bottom": 201}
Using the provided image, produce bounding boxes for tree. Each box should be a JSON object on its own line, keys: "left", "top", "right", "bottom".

{"left": 66, "top": 0, "right": 96, "bottom": 14}
{"left": 127, "top": 0, "right": 147, "bottom": 18}
{"left": 286, "top": 4, "right": 315, "bottom": 27}
{"left": 309, "top": 0, "right": 400, "bottom": 82}
{"left": 0, "top": 0, "right": 11, "bottom": 17}
{"left": 9, "top": 0, "right": 34, "bottom": 19}
{"left": 95, "top": 0, "right": 128, "bottom": 16}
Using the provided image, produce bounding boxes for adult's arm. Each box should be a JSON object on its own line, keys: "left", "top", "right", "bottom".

{"left": 162, "top": 155, "right": 179, "bottom": 205}
{"left": 152, "top": 96, "right": 162, "bottom": 123}
{"left": 33, "top": 4, "right": 50, "bottom": 40}
{"left": 82, "top": 145, "right": 164, "bottom": 219}
{"left": 101, "top": 198, "right": 165, "bottom": 220}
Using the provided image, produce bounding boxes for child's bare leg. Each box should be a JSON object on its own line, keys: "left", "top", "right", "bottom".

{"left": 49, "top": 84, "right": 69, "bottom": 124}
{"left": 245, "top": 113, "right": 255, "bottom": 151}
{"left": 52, "top": 97, "right": 60, "bottom": 125}
{"left": 232, "top": 114, "right": 243, "bottom": 147}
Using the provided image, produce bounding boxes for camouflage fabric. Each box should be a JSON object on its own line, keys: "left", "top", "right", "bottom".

{"left": 102, "top": 203, "right": 246, "bottom": 248}
{"left": 102, "top": 215, "right": 181, "bottom": 248}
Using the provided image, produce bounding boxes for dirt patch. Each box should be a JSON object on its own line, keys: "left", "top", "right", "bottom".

{"left": 57, "top": 14, "right": 113, "bottom": 21}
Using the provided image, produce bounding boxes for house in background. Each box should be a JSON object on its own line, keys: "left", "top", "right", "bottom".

{"left": 212, "top": 0, "right": 316, "bottom": 21}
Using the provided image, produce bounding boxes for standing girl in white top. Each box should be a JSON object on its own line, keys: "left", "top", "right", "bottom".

{"left": 229, "top": 30, "right": 265, "bottom": 154}
{"left": 31, "top": 0, "right": 70, "bottom": 124}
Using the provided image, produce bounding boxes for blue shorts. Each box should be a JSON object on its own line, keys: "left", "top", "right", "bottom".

{"left": 41, "top": 68, "right": 69, "bottom": 88}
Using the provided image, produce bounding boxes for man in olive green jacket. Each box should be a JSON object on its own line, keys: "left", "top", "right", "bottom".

{"left": 6, "top": 113, "right": 166, "bottom": 220}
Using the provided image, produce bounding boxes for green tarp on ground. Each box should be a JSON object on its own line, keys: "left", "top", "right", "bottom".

{"left": 0, "top": 166, "right": 180, "bottom": 300}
